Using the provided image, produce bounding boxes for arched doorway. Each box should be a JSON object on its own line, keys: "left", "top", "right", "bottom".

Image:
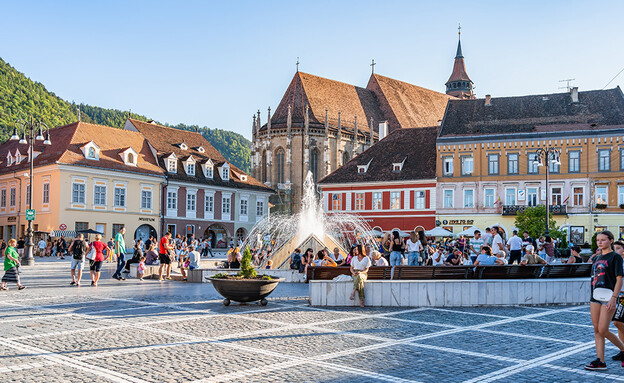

{"left": 235, "top": 227, "right": 247, "bottom": 243}
{"left": 134, "top": 224, "right": 157, "bottom": 245}
{"left": 205, "top": 224, "right": 229, "bottom": 249}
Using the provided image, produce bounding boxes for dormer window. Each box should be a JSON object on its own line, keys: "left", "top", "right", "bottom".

{"left": 392, "top": 157, "right": 407, "bottom": 173}
{"left": 180, "top": 142, "right": 188, "bottom": 150}
{"left": 220, "top": 163, "right": 230, "bottom": 181}
{"left": 184, "top": 156, "right": 196, "bottom": 176}
{"left": 240, "top": 175, "right": 247, "bottom": 182}
{"left": 166, "top": 153, "right": 177, "bottom": 173}
{"left": 119, "top": 148, "right": 138, "bottom": 166}
{"left": 6, "top": 153, "right": 13, "bottom": 166}
{"left": 128, "top": 153, "right": 135, "bottom": 164}
{"left": 15, "top": 151, "right": 22, "bottom": 164}
{"left": 357, "top": 158, "right": 373, "bottom": 174}
{"left": 81, "top": 141, "right": 101, "bottom": 160}
{"left": 203, "top": 160, "right": 214, "bottom": 179}
{"left": 196, "top": 146, "right": 205, "bottom": 153}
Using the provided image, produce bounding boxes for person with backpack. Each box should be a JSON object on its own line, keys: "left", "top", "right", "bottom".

{"left": 290, "top": 248, "right": 302, "bottom": 271}
{"left": 68, "top": 234, "right": 88, "bottom": 286}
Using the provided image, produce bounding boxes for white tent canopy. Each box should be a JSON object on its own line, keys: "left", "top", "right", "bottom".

{"left": 457, "top": 226, "right": 482, "bottom": 237}
{"left": 425, "top": 227, "right": 455, "bottom": 237}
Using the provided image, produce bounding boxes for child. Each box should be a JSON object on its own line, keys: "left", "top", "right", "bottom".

{"left": 137, "top": 256, "right": 147, "bottom": 281}
{"left": 266, "top": 260, "right": 273, "bottom": 269}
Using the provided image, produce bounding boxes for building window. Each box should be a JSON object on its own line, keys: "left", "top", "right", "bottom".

{"left": 42, "top": 183, "right": 49, "bottom": 204}
{"left": 114, "top": 187, "right": 126, "bottom": 207}
{"left": 569, "top": 150, "right": 580, "bottom": 173}
{"left": 598, "top": 149, "right": 611, "bottom": 171}
{"left": 256, "top": 201, "right": 264, "bottom": 216}
{"left": 9, "top": 188, "right": 15, "bottom": 207}
{"left": 240, "top": 199, "right": 248, "bottom": 216}
{"left": 461, "top": 156, "right": 473, "bottom": 176}
{"left": 372, "top": 192, "right": 382, "bottom": 210}
{"left": 1, "top": 189, "right": 6, "bottom": 208}
{"left": 276, "top": 149, "right": 285, "bottom": 184}
{"left": 75, "top": 222, "right": 88, "bottom": 232}
{"left": 167, "top": 191, "right": 177, "bottom": 210}
{"left": 551, "top": 187, "right": 562, "bottom": 205}
{"left": 488, "top": 154, "right": 499, "bottom": 175}
{"left": 549, "top": 152, "right": 560, "bottom": 173}
{"left": 94, "top": 185, "right": 106, "bottom": 206}
{"left": 310, "top": 149, "right": 319, "bottom": 182}
{"left": 112, "top": 224, "right": 124, "bottom": 236}
{"left": 222, "top": 196, "right": 231, "bottom": 215}
{"left": 573, "top": 187, "right": 584, "bottom": 206}
{"left": 205, "top": 165, "right": 213, "bottom": 179}
{"left": 595, "top": 185, "right": 608, "bottom": 206}
{"left": 443, "top": 189, "right": 454, "bottom": 208}
{"left": 621, "top": 149, "right": 624, "bottom": 171}
{"left": 505, "top": 188, "right": 516, "bottom": 205}
{"left": 390, "top": 191, "right": 401, "bottom": 210}
{"left": 463, "top": 189, "right": 474, "bottom": 208}
{"left": 507, "top": 153, "right": 519, "bottom": 175}
{"left": 186, "top": 163, "right": 195, "bottom": 176}
{"left": 415, "top": 191, "right": 425, "bottom": 209}
{"left": 222, "top": 167, "right": 230, "bottom": 181}
{"left": 527, "top": 187, "right": 539, "bottom": 206}
{"left": 354, "top": 193, "right": 364, "bottom": 211}
{"left": 25, "top": 185, "right": 30, "bottom": 207}
{"left": 205, "top": 195, "right": 214, "bottom": 213}
{"left": 484, "top": 188, "right": 495, "bottom": 207}
{"left": 618, "top": 186, "right": 624, "bottom": 206}
{"left": 72, "top": 183, "right": 85, "bottom": 204}
{"left": 186, "top": 193, "right": 196, "bottom": 212}
{"left": 127, "top": 153, "right": 135, "bottom": 165}
{"left": 443, "top": 156, "right": 453, "bottom": 176}
{"left": 167, "top": 159, "right": 177, "bottom": 173}
{"left": 141, "top": 190, "right": 152, "bottom": 210}
{"left": 332, "top": 194, "right": 342, "bottom": 210}
{"left": 527, "top": 153, "right": 539, "bottom": 174}
{"left": 87, "top": 147, "right": 96, "bottom": 159}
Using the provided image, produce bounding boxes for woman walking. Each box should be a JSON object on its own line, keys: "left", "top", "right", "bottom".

{"left": 406, "top": 231, "right": 423, "bottom": 266}
{"left": 349, "top": 244, "right": 370, "bottom": 307}
{"left": 88, "top": 234, "right": 107, "bottom": 286}
{"left": 389, "top": 231, "right": 405, "bottom": 266}
{"left": 0, "top": 239, "right": 26, "bottom": 291}
{"left": 586, "top": 230, "right": 624, "bottom": 370}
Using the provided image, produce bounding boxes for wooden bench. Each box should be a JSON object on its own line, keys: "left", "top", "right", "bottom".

{"left": 476, "top": 265, "right": 544, "bottom": 279}
{"left": 541, "top": 263, "right": 592, "bottom": 278}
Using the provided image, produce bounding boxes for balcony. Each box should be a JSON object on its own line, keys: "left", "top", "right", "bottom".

{"left": 502, "top": 204, "right": 567, "bottom": 216}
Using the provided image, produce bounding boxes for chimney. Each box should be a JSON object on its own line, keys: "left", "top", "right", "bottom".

{"left": 570, "top": 87, "right": 579, "bottom": 103}
{"left": 485, "top": 94, "right": 492, "bottom": 106}
{"left": 378, "top": 121, "right": 388, "bottom": 140}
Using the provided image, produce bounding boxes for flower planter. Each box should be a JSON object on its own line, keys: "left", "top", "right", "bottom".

{"left": 620, "top": 204, "right": 624, "bottom": 209}
{"left": 595, "top": 204, "right": 607, "bottom": 210}
{"left": 209, "top": 277, "right": 283, "bottom": 306}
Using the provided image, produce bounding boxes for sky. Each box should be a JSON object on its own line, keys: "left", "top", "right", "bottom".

{"left": 2, "top": 1, "right": 624, "bottom": 140}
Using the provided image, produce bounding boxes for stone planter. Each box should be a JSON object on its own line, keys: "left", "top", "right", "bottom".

{"left": 209, "top": 277, "right": 283, "bottom": 306}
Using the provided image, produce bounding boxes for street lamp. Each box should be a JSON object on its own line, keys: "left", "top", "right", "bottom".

{"left": 10, "top": 117, "right": 51, "bottom": 266}
{"left": 533, "top": 147, "right": 561, "bottom": 236}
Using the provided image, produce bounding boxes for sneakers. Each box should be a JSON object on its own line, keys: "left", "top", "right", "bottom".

{"left": 0, "top": 285, "right": 7, "bottom": 291}
{"left": 612, "top": 351, "right": 624, "bottom": 361}
{"left": 139, "top": 278, "right": 144, "bottom": 281}
{"left": 70, "top": 281, "right": 76, "bottom": 285}
{"left": 585, "top": 358, "right": 607, "bottom": 371}
{"left": 166, "top": 276, "right": 172, "bottom": 280}
{"left": 91, "top": 281, "right": 95, "bottom": 286}
{"left": 17, "top": 286, "right": 26, "bottom": 290}
{"left": 159, "top": 278, "right": 164, "bottom": 282}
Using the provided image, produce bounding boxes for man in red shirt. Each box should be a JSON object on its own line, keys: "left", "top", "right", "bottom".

{"left": 158, "top": 232, "right": 174, "bottom": 281}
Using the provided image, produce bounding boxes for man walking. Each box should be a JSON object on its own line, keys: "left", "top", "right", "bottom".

{"left": 468, "top": 230, "right": 484, "bottom": 264}
{"left": 57, "top": 236, "right": 67, "bottom": 260}
{"left": 158, "top": 232, "right": 174, "bottom": 281}
{"left": 37, "top": 238, "right": 47, "bottom": 257}
{"left": 68, "top": 234, "right": 88, "bottom": 286}
{"left": 111, "top": 227, "right": 127, "bottom": 281}
{"left": 491, "top": 226, "right": 505, "bottom": 257}
{"left": 507, "top": 230, "right": 523, "bottom": 264}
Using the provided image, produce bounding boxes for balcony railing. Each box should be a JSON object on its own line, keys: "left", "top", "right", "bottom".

{"left": 502, "top": 204, "right": 567, "bottom": 216}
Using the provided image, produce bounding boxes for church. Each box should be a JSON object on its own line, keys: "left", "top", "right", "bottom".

{"left": 251, "top": 34, "right": 474, "bottom": 214}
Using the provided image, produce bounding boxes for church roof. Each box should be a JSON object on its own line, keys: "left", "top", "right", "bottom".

{"left": 446, "top": 40, "right": 472, "bottom": 85}
{"left": 266, "top": 71, "right": 384, "bottom": 136}
{"left": 318, "top": 126, "right": 438, "bottom": 184}
{"left": 368, "top": 74, "right": 452, "bottom": 130}
{"left": 439, "top": 87, "right": 624, "bottom": 137}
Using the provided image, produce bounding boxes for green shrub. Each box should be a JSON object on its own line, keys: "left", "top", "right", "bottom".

{"left": 237, "top": 247, "right": 257, "bottom": 279}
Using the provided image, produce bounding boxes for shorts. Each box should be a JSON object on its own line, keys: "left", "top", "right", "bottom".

{"left": 71, "top": 258, "right": 85, "bottom": 270}
{"left": 89, "top": 260, "right": 103, "bottom": 272}
{"left": 159, "top": 254, "right": 171, "bottom": 265}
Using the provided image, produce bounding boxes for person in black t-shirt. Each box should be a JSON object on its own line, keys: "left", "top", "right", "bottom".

{"left": 586, "top": 231, "right": 624, "bottom": 371}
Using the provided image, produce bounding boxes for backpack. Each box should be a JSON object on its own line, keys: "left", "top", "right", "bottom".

{"left": 290, "top": 253, "right": 301, "bottom": 270}
{"left": 72, "top": 240, "right": 86, "bottom": 260}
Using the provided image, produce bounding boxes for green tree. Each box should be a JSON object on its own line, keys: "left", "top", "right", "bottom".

{"left": 514, "top": 205, "right": 566, "bottom": 241}
{"left": 237, "top": 247, "right": 257, "bottom": 279}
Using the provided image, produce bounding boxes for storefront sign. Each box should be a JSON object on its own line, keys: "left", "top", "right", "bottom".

{"left": 447, "top": 219, "right": 474, "bottom": 225}
{"left": 7, "top": 216, "right": 16, "bottom": 222}
{"left": 138, "top": 217, "right": 156, "bottom": 222}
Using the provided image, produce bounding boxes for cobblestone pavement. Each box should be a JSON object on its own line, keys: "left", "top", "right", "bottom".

{"left": 0, "top": 259, "right": 622, "bottom": 382}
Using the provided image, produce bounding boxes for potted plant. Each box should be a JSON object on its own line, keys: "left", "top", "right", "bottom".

{"left": 209, "top": 247, "right": 283, "bottom": 306}
{"left": 620, "top": 204, "right": 624, "bottom": 209}
{"left": 596, "top": 203, "right": 607, "bottom": 210}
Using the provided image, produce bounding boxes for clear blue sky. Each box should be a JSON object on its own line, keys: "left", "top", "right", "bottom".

{"left": 2, "top": 1, "right": 623, "bottom": 139}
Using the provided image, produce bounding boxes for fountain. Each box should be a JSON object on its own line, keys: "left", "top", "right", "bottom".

{"left": 243, "top": 172, "right": 377, "bottom": 269}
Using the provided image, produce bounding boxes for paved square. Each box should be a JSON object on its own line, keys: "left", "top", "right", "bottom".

{"left": 0, "top": 260, "right": 622, "bottom": 382}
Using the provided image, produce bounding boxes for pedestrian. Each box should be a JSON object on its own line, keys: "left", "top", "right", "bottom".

{"left": 611, "top": 241, "right": 624, "bottom": 361}
{"left": 16, "top": 237, "right": 25, "bottom": 257}
{"left": 57, "top": 236, "right": 67, "bottom": 259}
{"left": 88, "top": 234, "right": 107, "bottom": 286}
{"left": 137, "top": 256, "right": 147, "bottom": 281}
{"left": 585, "top": 230, "right": 624, "bottom": 370}
{"left": 406, "top": 231, "right": 423, "bottom": 266}
{"left": 37, "top": 237, "right": 46, "bottom": 257}
{"left": 0, "top": 239, "right": 25, "bottom": 291}
{"left": 379, "top": 232, "right": 391, "bottom": 265}
{"left": 507, "top": 230, "right": 523, "bottom": 265}
{"left": 389, "top": 230, "right": 404, "bottom": 266}
{"left": 158, "top": 232, "right": 174, "bottom": 281}
{"left": 491, "top": 226, "right": 505, "bottom": 257}
{"left": 349, "top": 244, "right": 370, "bottom": 308}
{"left": 68, "top": 233, "right": 88, "bottom": 286}
{"left": 482, "top": 227, "right": 493, "bottom": 247}
{"left": 543, "top": 236, "right": 556, "bottom": 264}
{"left": 521, "top": 231, "right": 536, "bottom": 254}
{"left": 45, "top": 239, "right": 52, "bottom": 257}
{"left": 468, "top": 230, "right": 484, "bottom": 264}
{"left": 123, "top": 239, "right": 143, "bottom": 274}
{"left": 106, "top": 237, "right": 115, "bottom": 262}
{"left": 111, "top": 227, "right": 127, "bottom": 281}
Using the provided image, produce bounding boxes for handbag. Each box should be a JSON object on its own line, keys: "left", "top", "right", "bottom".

{"left": 593, "top": 287, "right": 614, "bottom": 302}
{"left": 86, "top": 245, "right": 96, "bottom": 261}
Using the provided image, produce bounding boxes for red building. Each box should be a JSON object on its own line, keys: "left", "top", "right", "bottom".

{"left": 318, "top": 127, "right": 437, "bottom": 233}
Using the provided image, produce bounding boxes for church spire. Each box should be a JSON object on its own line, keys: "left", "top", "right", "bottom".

{"left": 445, "top": 24, "right": 474, "bottom": 99}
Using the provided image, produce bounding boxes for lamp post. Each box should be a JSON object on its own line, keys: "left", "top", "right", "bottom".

{"left": 10, "top": 117, "right": 51, "bottom": 266}
{"left": 533, "top": 147, "right": 561, "bottom": 236}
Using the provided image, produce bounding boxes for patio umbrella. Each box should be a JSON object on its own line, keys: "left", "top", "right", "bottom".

{"left": 457, "top": 226, "right": 482, "bottom": 237}
{"left": 425, "top": 227, "right": 455, "bottom": 237}
{"left": 77, "top": 229, "right": 103, "bottom": 241}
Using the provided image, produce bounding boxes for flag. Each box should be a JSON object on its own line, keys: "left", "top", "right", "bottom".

{"left": 563, "top": 195, "right": 570, "bottom": 205}
{"left": 494, "top": 196, "right": 501, "bottom": 206}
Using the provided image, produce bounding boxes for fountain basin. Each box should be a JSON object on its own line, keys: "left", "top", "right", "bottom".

{"left": 209, "top": 277, "right": 284, "bottom": 305}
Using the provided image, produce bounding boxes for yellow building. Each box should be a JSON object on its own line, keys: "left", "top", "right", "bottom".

{"left": 436, "top": 87, "right": 624, "bottom": 244}
{"left": 0, "top": 122, "right": 164, "bottom": 243}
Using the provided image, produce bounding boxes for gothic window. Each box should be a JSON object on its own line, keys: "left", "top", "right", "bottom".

{"left": 276, "top": 148, "right": 285, "bottom": 184}
{"left": 261, "top": 150, "right": 267, "bottom": 183}
{"left": 342, "top": 151, "right": 350, "bottom": 166}
{"left": 310, "top": 148, "right": 319, "bottom": 182}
